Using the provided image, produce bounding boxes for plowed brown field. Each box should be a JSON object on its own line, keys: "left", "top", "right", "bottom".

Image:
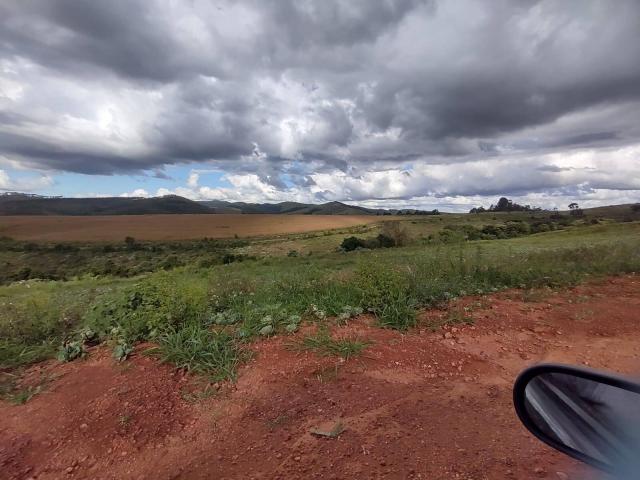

{"left": 0, "top": 215, "right": 384, "bottom": 242}
{"left": 2, "top": 275, "right": 639, "bottom": 479}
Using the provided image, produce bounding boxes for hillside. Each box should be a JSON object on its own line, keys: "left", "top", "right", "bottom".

{"left": 198, "top": 199, "right": 438, "bottom": 215}
{"left": 0, "top": 193, "right": 439, "bottom": 216}
{"left": 0, "top": 193, "right": 213, "bottom": 215}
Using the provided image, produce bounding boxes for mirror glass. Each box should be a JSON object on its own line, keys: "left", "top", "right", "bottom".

{"left": 524, "top": 372, "right": 640, "bottom": 472}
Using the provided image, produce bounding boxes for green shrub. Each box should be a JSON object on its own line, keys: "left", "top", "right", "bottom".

{"left": 85, "top": 272, "right": 209, "bottom": 344}
{"left": 374, "top": 233, "right": 395, "bottom": 248}
{"left": 341, "top": 236, "right": 366, "bottom": 251}
{"left": 355, "top": 262, "right": 416, "bottom": 329}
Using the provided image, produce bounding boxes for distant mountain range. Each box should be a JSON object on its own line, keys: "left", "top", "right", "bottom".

{"left": 0, "top": 193, "right": 213, "bottom": 215}
{"left": 0, "top": 193, "right": 439, "bottom": 216}
{"left": 197, "top": 199, "right": 438, "bottom": 215}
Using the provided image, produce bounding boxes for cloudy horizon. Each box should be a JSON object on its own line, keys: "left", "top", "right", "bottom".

{"left": 1, "top": 0, "right": 639, "bottom": 212}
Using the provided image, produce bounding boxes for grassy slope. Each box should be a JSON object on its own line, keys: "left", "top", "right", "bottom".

{"left": 1, "top": 217, "right": 639, "bottom": 377}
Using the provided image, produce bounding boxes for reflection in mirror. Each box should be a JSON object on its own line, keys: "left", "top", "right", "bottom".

{"left": 524, "top": 372, "right": 640, "bottom": 474}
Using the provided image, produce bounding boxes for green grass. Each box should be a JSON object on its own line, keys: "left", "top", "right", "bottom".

{"left": 151, "top": 324, "right": 243, "bottom": 381}
{"left": 295, "top": 327, "right": 370, "bottom": 359}
{"left": 0, "top": 217, "right": 638, "bottom": 379}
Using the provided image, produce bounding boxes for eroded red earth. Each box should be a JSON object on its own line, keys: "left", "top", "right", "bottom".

{"left": 2, "top": 275, "right": 640, "bottom": 479}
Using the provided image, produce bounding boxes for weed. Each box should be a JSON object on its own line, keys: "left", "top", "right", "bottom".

{"left": 153, "top": 324, "right": 243, "bottom": 381}
{"left": 295, "top": 327, "right": 370, "bottom": 359}
{"left": 118, "top": 413, "right": 132, "bottom": 427}
{"left": 56, "top": 340, "right": 85, "bottom": 362}
{"left": 0, "top": 371, "right": 54, "bottom": 405}
{"left": 336, "top": 305, "right": 363, "bottom": 325}
{"left": 113, "top": 342, "right": 134, "bottom": 362}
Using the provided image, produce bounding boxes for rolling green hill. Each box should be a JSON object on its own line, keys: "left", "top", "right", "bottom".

{"left": 0, "top": 193, "right": 213, "bottom": 215}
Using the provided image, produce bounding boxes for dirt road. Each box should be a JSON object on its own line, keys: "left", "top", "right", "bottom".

{"left": 2, "top": 275, "right": 639, "bottom": 479}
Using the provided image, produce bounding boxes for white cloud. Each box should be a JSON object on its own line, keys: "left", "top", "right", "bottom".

{"left": 119, "top": 188, "right": 150, "bottom": 198}
{"left": 186, "top": 172, "right": 199, "bottom": 188}
{"left": 0, "top": 169, "right": 53, "bottom": 192}
{"left": 145, "top": 142, "right": 640, "bottom": 211}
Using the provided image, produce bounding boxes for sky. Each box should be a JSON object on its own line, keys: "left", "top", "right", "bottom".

{"left": 0, "top": 0, "right": 639, "bottom": 212}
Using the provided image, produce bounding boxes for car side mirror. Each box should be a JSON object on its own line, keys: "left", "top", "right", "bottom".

{"left": 513, "top": 363, "right": 640, "bottom": 475}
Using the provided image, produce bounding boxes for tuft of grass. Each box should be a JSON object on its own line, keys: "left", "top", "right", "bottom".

{"left": 0, "top": 340, "right": 57, "bottom": 369}
{"left": 153, "top": 324, "right": 243, "bottom": 381}
{"left": 295, "top": 327, "right": 370, "bottom": 359}
{"left": 0, "top": 371, "right": 53, "bottom": 405}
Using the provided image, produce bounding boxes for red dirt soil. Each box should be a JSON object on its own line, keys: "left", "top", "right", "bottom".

{"left": 2, "top": 275, "right": 639, "bottom": 479}
{"left": 0, "top": 214, "right": 385, "bottom": 242}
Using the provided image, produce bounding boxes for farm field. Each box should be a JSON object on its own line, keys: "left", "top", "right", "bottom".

{"left": 1, "top": 205, "right": 640, "bottom": 478}
{"left": 0, "top": 214, "right": 389, "bottom": 242}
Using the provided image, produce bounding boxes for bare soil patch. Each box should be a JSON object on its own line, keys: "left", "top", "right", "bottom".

{"left": 0, "top": 214, "right": 385, "bottom": 242}
{"left": 2, "top": 275, "right": 639, "bottom": 479}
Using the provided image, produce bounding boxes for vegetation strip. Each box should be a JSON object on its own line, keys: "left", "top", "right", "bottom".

{"left": 1, "top": 203, "right": 639, "bottom": 386}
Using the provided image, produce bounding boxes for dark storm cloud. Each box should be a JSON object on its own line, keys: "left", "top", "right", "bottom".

{"left": 0, "top": 0, "right": 223, "bottom": 82}
{"left": 0, "top": 131, "right": 159, "bottom": 174}
{"left": 0, "top": 0, "right": 639, "bottom": 199}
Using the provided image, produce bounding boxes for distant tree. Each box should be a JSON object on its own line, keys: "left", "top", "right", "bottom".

{"left": 124, "top": 236, "right": 136, "bottom": 250}
{"left": 568, "top": 202, "right": 584, "bottom": 217}
{"left": 473, "top": 197, "right": 538, "bottom": 213}
{"left": 495, "top": 197, "right": 512, "bottom": 211}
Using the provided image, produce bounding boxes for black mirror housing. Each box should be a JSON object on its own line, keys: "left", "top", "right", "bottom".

{"left": 514, "top": 363, "right": 640, "bottom": 474}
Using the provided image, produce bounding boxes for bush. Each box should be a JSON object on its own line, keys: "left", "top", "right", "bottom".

{"left": 222, "top": 253, "right": 247, "bottom": 264}
{"left": 381, "top": 221, "right": 410, "bottom": 247}
{"left": 342, "top": 230, "right": 405, "bottom": 251}
{"left": 341, "top": 236, "right": 366, "bottom": 252}
{"left": 375, "top": 233, "right": 395, "bottom": 248}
